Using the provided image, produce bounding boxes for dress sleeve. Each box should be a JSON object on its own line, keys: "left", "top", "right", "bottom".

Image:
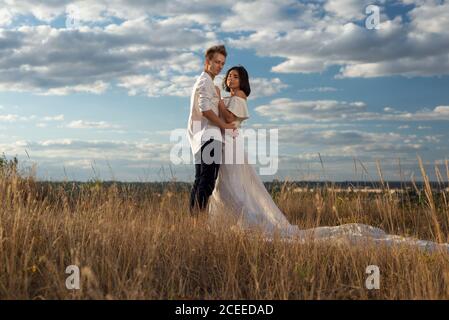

{"left": 197, "top": 77, "right": 212, "bottom": 112}
{"left": 228, "top": 97, "right": 249, "bottom": 120}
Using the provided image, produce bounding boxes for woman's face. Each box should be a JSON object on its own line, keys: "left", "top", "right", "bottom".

{"left": 226, "top": 69, "right": 240, "bottom": 91}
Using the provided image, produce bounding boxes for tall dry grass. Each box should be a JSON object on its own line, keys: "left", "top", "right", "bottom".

{"left": 1, "top": 158, "right": 449, "bottom": 299}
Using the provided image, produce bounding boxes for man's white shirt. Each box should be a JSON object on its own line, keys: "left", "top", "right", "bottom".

{"left": 187, "top": 71, "right": 223, "bottom": 158}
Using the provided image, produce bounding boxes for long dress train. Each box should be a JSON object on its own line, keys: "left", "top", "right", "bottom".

{"left": 208, "top": 96, "right": 449, "bottom": 253}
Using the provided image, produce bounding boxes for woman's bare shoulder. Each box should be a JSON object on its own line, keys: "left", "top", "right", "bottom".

{"left": 235, "top": 90, "right": 247, "bottom": 100}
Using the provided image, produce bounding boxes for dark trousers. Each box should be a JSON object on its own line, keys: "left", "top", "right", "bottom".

{"left": 189, "top": 139, "right": 222, "bottom": 213}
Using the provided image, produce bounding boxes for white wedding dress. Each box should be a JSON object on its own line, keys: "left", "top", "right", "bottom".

{"left": 208, "top": 96, "right": 449, "bottom": 253}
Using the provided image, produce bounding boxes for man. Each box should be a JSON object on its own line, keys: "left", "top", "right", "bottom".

{"left": 187, "top": 44, "right": 236, "bottom": 215}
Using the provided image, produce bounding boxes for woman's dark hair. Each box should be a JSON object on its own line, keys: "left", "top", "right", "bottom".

{"left": 222, "top": 65, "right": 251, "bottom": 97}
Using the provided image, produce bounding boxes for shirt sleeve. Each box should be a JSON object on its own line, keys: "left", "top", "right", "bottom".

{"left": 228, "top": 97, "right": 249, "bottom": 120}
{"left": 197, "top": 77, "right": 213, "bottom": 112}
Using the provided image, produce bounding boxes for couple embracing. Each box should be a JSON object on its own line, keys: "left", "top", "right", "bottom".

{"left": 186, "top": 44, "right": 293, "bottom": 235}
{"left": 186, "top": 44, "right": 449, "bottom": 252}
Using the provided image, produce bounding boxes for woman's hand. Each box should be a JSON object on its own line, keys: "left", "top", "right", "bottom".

{"left": 222, "top": 122, "right": 237, "bottom": 130}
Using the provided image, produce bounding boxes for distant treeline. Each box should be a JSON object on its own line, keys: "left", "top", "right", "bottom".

{"left": 32, "top": 180, "right": 449, "bottom": 194}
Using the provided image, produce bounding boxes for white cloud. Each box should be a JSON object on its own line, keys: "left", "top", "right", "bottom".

{"left": 0, "top": 137, "right": 184, "bottom": 181}
{"left": 0, "top": 0, "right": 236, "bottom": 25}
{"left": 247, "top": 77, "right": 288, "bottom": 99}
{"left": 0, "top": 114, "right": 19, "bottom": 122}
{"left": 1, "top": 138, "right": 173, "bottom": 162}
{"left": 324, "top": 0, "right": 373, "bottom": 20}
{"left": 117, "top": 74, "right": 197, "bottom": 97}
{"left": 66, "top": 120, "right": 121, "bottom": 129}
{"left": 0, "top": 8, "right": 13, "bottom": 27}
{"left": 42, "top": 114, "right": 65, "bottom": 121}
{"left": 255, "top": 99, "right": 367, "bottom": 121}
{"left": 228, "top": 1, "right": 449, "bottom": 78}
{"left": 389, "top": 105, "right": 449, "bottom": 121}
{"left": 256, "top": 99, "right": 449, "bottom": 122}
{"left": 221, "top": 0, "right": 305, "bottom": 32}
{"left": 0, "top": 113, "right": 64, "bottom": 123}
{"left": 273, "top": 128, "right": 442, "bottom": 168}
{"left": 0, "top": 17, "right": 215, "bottom": 95}
{"left": 409, "top": 0, "right": 449, "bottom": 34}
{"left": 0, "top": 114, "right": 37, "bottom": 122}
{"left": 1, "top": 0, "right": 447, "bottom": 98}
{"left": 38, "top": 81, "right": 109, "bottom": 96}
{"left": 298, "top": 87, "right": 338, "bottom": 93}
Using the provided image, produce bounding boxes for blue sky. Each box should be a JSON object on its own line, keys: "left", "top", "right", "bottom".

{"left": 1, "top": 0, "right": 449, "bottom": 182}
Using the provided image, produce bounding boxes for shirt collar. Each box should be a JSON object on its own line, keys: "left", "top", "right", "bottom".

{"left": 202, "top": 71, "right": 213, "bottom": 81}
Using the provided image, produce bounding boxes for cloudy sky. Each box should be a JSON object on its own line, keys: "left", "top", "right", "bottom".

{"left": 1, "top": 0, "right": 449, "bottom": 182}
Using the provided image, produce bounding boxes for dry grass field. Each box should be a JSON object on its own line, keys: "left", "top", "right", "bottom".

{"left": 1, "top": 156, "right": 449, "bottom": 299}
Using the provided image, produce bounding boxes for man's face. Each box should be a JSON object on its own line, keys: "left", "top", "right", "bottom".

{"left": 206, "top": 53, "right": 226, "bottom": 77}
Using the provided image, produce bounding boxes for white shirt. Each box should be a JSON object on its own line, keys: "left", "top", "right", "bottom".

{"left": 187, "top": 71, "right": 223, "bottom": 157}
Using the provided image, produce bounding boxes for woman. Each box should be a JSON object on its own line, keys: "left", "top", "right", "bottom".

{"left": 208, "top": 65, "right": 449, "bottom": 252}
